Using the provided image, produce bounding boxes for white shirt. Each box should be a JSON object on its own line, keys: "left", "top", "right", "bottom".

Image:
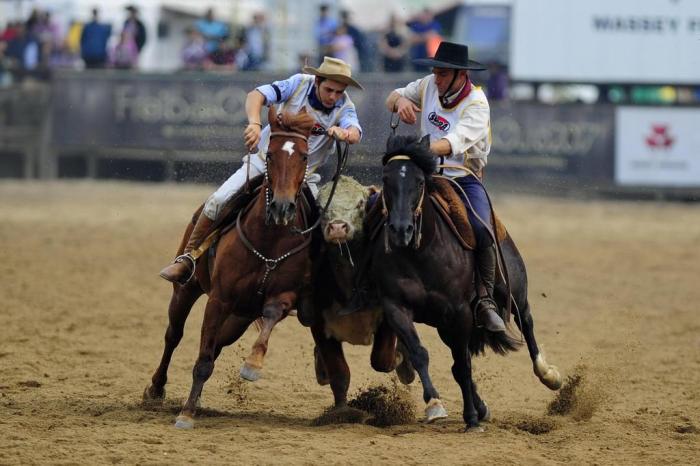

{"left": 395, "top": 74, "right": 491, "bottom": 178}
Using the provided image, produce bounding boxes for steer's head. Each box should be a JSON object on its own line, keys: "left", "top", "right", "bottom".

{"left": 318, "top": 175, "right": 378, "bottom": 244}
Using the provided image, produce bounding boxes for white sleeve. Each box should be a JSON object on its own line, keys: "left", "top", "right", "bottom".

{"left": 394, "top": 76, "right": 427, "bottom": 108}
{"left": 443, "top": 101, "right": 490, "bottom": 157}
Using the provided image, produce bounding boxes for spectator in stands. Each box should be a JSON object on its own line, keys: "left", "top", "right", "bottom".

{"left": 109, "top": 30, "right": 139, "bottom": 69}
{"left": 243, "top": 12, "right": 269, "bottom": 71}
{"left": 339, "top": 10, "right": 369, "bottom": 72}
{"left": 80, "top": 8, "right": 111, "bottom": 69}
{"left": 378, "top": 14, "right": 407, "bottom": 72}
{"left": 330, "top": 25, "right": 358, "bottom": 70}
{"left": 407, "top": 8, "right": 441, "bottom": 72}
{"left": 5, "top": 22, "right": 40, "bottom": 72}
{"left": 196, "top": 8, "right": 229, "bottom": 56}
{"left": 181, "top": 27, "right": 208, "bottom": 70}
{"left": 315, "top": 4, "right": 337, "bottom": 63}
{"left": 486, "top": 61, "right": 509, "bottom": 101}
{"left": 123, "top": 5, "right": 147, "bottom": 55}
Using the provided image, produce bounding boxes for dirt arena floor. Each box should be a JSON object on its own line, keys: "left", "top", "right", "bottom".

{"left": 1, "top": 180, "right": 698, "bottom": 465}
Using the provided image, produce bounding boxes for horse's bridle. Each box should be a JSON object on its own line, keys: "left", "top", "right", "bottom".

{"left": 238, "top": 129, "right": 312, "bottom": 295}
{"left": 381, "top": 155, "right": 426, "bottom": 252}
{"left": 263, "top": 130, "right": 310, "bottom": 225}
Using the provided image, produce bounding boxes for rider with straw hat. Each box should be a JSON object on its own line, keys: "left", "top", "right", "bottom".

{"left": 160, "top": 57, "right": 364, "bottom": 285}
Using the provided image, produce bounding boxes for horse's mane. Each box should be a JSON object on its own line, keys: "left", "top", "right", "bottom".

{"left": 278, "top": 111, "right": 316, "bottom": 134}
{"left": 382, "top": 135, "right": 437, "bottom": 176}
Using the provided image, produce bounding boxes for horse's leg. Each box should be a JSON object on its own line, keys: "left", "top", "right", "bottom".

{"left": 512, "top": 301, "right": 562, "bottom": 390}
{"left": 240, "top": 292, "right": 293, "bottom": 382}
{"left": 501, "top": 237, "right": 562, "bottom": 390}
{"left": 437, "top": 325, "right": 484, "bottom": 432}
{"left": 370, "top": 318, "right": 397, "bottom": 373}
{"left": 144, "top": 281, "right": 203, "bottom": 403}
{"left": 214, "top": 314, "right": 255, "bottom": 359}
{"left": 382, "top": 299, "right": 446, "bottom": 422}
{"left": 311, "top": 322, "right": 350, "bottom": 407}
{"left": 174, "top": 297, "right": 227, "bottom": 429}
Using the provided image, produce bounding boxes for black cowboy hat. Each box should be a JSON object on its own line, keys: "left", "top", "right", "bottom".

{"left": 413, "top": 41, "right": 486, "bottom": 71}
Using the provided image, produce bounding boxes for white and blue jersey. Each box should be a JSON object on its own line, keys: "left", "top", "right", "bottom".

{"left": 202, "top": 73, "right": 362, "bottom": 220}
{"left": 254, "top": 73, "right": 362, "bottom": 174}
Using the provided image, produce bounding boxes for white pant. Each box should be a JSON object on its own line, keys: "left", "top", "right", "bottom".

{"left": 203, "top": 154, "right": 321, "bottom": 220}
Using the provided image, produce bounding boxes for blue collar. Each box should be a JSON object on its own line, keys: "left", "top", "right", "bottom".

{"left": 308, "top": 85, "right": 338, "bottom": 114}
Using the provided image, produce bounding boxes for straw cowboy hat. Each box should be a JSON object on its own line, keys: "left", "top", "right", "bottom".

{"left": 302, "top": 57, "right": 364, "bottom": 90}
{"left": 413, "top": 41, "right": 486, "bottom": 71}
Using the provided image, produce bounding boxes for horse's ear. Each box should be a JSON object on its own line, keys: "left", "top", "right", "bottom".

{"left": 366, "top": 185, "right": 380, "bottom": 198}
{"left": 420, "top": 134, "right": 430, "bottom": 148}
{"left": 267, "top": 105, "right": 278, "bottom": 130}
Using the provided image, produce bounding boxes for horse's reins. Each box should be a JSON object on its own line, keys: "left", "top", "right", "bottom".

{"left": 240, "top": 129, "right": 312, "bottom": 294}
{"left": 239, "top": 128, "right": 350, "bottom": 294}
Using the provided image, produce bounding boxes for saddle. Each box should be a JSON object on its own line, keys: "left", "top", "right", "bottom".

{"left": 429, "top": 177, "right": 508, "bottom": 250}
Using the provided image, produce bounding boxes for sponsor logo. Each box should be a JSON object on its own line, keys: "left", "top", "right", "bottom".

{"left": 645, "top": 124, "right": 674, "bottom": 150}
{"left": 311, "top": 122, "right": 326, "bottom": 136}
{"left": 428, "top": 112, "right": 450, "bottom": 132}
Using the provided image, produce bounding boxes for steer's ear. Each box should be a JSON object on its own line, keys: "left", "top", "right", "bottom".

{"left": 366, "top": 185, "right": 380, "bottom": 198}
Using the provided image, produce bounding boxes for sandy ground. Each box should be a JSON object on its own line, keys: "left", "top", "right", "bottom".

{"left": 0, "top": 180, "right": 698, "bottom": 465}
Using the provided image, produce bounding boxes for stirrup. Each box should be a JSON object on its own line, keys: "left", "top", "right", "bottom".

{"left": 173, "top": 253, "right": 196, "bottom": 284}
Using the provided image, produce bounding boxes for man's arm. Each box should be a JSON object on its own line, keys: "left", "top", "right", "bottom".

{"left": 243, "top": 90, "right": 266, "bottom": 150}
{"left": 386, "top": 77, "right": 424, "bottom": 124}
{"left": 429, "top": 138, "right": 452, "bottom": 156}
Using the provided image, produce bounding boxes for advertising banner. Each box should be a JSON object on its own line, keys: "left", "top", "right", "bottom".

{"left": 511, "top": 0, "right": 700, "bottom": 83}
{"left": 50, "top": 72, "right": 616, "bottom": 185}
{"left": 615, "top": 107, "right": 700, "bottom": 187}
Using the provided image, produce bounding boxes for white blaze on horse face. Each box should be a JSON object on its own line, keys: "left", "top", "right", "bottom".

{"left": 282, "top": 141, "right": 295, "bottom": 158}
{"left": 399, "top": 165, "right": 407, "bottom": 178}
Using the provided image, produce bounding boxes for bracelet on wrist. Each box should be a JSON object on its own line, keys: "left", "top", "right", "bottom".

{"left": 248, "top": 122, "right": 262, "bottom": 127}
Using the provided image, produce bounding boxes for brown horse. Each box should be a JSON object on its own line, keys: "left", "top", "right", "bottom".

{"left": 143, "top": 107, "right": 316, "bottom": 429}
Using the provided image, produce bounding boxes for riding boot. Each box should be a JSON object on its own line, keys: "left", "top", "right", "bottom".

{"left": 474, "top": 245, "right": 507, "bottom": 332}
{"left": 159, "top": 212, "right": 214, "bottom": 285}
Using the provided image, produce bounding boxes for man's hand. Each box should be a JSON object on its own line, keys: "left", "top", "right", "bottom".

{"left": 326, "top": 126, "right": 350, "bottom": 141}
{"left": 243, "top": 123, "right": 262, "bottom": 151}
{"left": 395, "top": 96, "right": 420, "bottom": 125}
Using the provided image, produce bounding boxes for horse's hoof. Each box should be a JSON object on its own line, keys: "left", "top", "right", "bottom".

{"left": 534, "top": 354, "right": 563, "bottom": 391}
{"left": 465, "top": 425, "right": 485, "bottom": 433}
{"left": 479, "top": 402, "right": 491, "bottom": 422}
{"left": 425, "top": 398, "right": 448, "bottom": 423}
{"left": 174, "top": 415, "right": 194, "bottom": 430}
{"left": 240, "top": 363, "right": 261, "bottom": 382}
{"left": 394, "top": 352, "right": 416, "bottom": 385}
{"left": 142, "top": 385, "right": 165, "bottom": 404}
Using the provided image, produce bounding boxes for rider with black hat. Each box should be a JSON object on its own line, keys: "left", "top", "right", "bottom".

{"left": 385, "top": 41, "right": 506, "bottom": 332}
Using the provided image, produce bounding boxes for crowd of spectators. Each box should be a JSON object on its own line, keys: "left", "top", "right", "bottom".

{"left": 180, "top": 8, "right": 269, "bottom": 72}
{"left": 0, "top": 4, "right": 509, "bottom": 100}
{"left": 0, "top": 5, "right": 147, "bottom": 83}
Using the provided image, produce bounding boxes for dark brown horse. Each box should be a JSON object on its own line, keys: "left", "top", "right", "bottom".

{"left": 143, "top": 107, "right": 317, "bottom": 429}
{"left": 369, "top": 135, "right": 523, "bottom": 431}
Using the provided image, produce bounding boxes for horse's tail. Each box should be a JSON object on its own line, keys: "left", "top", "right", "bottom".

{"left": 469, "top": 326, "right": 521, "bottom": 356}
